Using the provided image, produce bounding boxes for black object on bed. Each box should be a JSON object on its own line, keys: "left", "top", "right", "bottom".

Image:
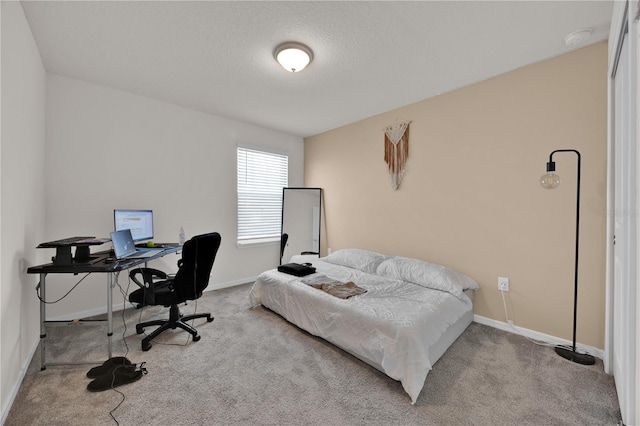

{"left": 277, "top": 262, "right": 316, "bottom": 277}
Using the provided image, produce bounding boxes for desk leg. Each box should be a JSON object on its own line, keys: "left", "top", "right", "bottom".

{"left": 107, "top": 272, "right": 113, "bottom": 359}
{"left": 39, "top": 273, "right": 47, "bottom": 370}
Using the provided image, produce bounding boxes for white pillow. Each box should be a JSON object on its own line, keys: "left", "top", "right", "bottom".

{"left": 323, "top": 248, "right": 390, "bottom": 274}
{"left": 376, "top": 256, "right": 479, "bottom": 297}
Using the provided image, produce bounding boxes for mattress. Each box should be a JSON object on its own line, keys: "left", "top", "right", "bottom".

{"left": 249, "top": 249, "right": 478, "bottom": 403}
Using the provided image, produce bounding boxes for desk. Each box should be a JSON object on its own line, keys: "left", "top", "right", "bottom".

{"left": 27, "top": 245, "right": 181, "bottom": 370}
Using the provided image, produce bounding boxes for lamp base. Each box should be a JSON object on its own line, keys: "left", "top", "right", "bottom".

{"left": 555, "top": 346, "right": 595, "bottom": 365}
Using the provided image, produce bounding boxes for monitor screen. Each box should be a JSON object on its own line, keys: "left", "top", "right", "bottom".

{"left": 113, "top": 209, "right": 154, "bottom": 242}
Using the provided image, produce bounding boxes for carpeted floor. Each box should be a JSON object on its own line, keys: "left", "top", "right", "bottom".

{"left": 5, "top": 283, "right": 621, "bottom": 426}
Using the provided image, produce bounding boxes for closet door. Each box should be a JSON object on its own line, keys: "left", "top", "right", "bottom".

{"left": 609, "top": 2, "right": 638, "bottom": 424}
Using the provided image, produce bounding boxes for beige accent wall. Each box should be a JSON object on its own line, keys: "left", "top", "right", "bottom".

{"left": 304, "top": 43, "right": 608, "bottom": 349}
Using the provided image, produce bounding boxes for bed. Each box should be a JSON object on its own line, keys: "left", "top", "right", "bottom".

{"left": 249, "top": 248, "right": 479, "bottom": 404}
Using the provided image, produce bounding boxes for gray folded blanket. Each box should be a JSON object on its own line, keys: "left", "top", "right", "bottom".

{"left": 301, "top": 275, "right": 367, "bottom": 299}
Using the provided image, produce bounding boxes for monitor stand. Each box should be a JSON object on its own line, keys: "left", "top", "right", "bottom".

{"left": 52, "top": 246, "right": 73, "bottom": 265}
{"left": 74, "top": 246, "right": 92, "bottom": 262}
{"left": 38, "top": 236, "right": 107, "bottom": 265}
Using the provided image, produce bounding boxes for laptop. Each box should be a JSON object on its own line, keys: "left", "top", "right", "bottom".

{"left": 110, "top": 229, "right": 163, "bottom": 260}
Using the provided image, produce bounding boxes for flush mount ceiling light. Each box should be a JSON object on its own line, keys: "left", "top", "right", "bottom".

{"left": 564, "top": 28, "right": 592, "bottom": 46}
{"left": 274, "top": 42, "right": 313, "bottom": 73}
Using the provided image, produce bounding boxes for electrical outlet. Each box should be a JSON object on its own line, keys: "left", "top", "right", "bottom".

{"left": 498, "top": 276, "right": 509, "bottom": 291}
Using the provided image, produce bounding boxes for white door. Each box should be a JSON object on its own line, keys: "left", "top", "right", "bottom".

{"left": 611, "top": 6, "right": 638, "bottom": 424}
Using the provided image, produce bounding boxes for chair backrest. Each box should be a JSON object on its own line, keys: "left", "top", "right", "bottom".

{"left": 173, "top": 232, "right": 221, "bottom": 301}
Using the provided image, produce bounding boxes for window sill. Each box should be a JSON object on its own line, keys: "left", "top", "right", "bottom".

{"left": 237, "top": 238, "right": 280, "bottom": 249}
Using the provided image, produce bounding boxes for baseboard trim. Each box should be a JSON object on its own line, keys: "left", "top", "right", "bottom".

{"left": 207, "top": 276, "right": 256, "bottom": 291}
{"left": 473, "top": 314, "right": 604, "bottom": 360}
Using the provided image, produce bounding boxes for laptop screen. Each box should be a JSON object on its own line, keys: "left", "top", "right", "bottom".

{"left": 110, "top": 229, "right": 137, "bottom": 259}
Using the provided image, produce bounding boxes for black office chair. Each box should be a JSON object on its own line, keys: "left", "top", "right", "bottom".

{"left": 128, "top": 232, "right": 221, "bottom": 351}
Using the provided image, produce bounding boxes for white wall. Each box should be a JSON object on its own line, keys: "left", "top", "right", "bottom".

{"left": 44, "top": 74, "right": 304, "bottom": 319}
{"left": 1, "top": 1, "right": 47, "bottom": 421}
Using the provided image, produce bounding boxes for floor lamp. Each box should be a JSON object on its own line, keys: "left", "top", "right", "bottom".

{"left": 540, "top": 149, "right": 595, "bottom": 365}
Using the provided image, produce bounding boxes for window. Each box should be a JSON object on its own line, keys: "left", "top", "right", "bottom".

{"left": 237, "top": 147, "right": 288, "bottom": 246}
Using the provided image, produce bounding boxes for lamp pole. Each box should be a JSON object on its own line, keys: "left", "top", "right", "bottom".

{"left": 540, "top": 149, "right": 595, "bottom": 365}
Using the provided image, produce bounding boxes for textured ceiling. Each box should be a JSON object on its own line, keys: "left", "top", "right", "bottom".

{"left": 20, "top": 1, "right": 613, "bottom": 138}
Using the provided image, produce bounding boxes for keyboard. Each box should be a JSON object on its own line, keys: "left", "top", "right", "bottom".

{"left": 120, "top": 249, "right": 163, "bottom": 259}
{"left": 135, "top": 243, "right": 179, "bottom": 249}
{"left": 136, "top": 243, "right": 165, "bottom": 248}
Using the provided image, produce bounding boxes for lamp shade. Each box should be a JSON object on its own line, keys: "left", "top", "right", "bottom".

{"left": 274, "top": 42, "right": 313, "bottom": 73}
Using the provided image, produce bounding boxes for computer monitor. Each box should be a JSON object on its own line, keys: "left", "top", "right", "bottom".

{"left": 113, "top": 209, "right": 154, "bottom": 242}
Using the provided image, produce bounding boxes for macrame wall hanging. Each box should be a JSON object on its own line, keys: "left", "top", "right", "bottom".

{"left": 383, "top": 120, "right": 411, "bottom": 190}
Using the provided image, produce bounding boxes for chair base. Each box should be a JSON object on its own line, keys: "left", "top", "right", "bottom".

{"left": 136, "top": 304, "right": 214, "bottom": 351}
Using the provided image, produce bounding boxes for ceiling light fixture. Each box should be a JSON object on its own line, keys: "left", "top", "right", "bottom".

{"left": 563, "top": 28, "right": 592, "bottom": 47}
{"left": 274, "top": 42, "right": 313, "bottom": 73}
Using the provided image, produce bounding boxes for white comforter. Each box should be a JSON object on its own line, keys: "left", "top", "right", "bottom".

{"left": 249, "top": 257, "right": 474, "bottom": 403}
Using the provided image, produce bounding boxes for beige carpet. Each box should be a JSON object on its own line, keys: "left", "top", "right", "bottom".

{"left": 5, "top": 283, "right": 621, "bottom": 425}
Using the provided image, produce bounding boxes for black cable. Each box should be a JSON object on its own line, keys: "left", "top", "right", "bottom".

{"left": 115, "top": 270, "right": 132, "bottom": 357}
{"left": 36, "top": 273, "right": 92, "bottom": 304}
{"left": 108, "top": 385, "right": 125, "bottom": 426}
{"left": 107, "top": 363, "right": 147, "bottom": 426}
{"left": 106, "top": 267, "right": 139, "bottom": 426}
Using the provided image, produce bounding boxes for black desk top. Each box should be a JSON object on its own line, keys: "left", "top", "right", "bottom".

{"left": 27, "top": 245, "right": 181, "bottom": 274}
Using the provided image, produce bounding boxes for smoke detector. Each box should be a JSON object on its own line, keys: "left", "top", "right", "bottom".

{"left": 564, "top": 28, "right": 592, "bottom": 46}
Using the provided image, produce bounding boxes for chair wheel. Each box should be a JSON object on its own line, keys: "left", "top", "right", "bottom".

{"left": 142, "top": 341, "right": 152, "bottom": 351}
{"left": 193, "top": 335, "right": 201, "bottom": 342}
{"left": 136, "top": 325, "right": 144, "bottom": 334}
{"left": 207, "top": 316, "right": 214, "bottom": 323}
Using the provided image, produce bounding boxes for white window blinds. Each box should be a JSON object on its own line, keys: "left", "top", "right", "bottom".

{"left": 237, "top": 147, "right": 288, "bottom": 245}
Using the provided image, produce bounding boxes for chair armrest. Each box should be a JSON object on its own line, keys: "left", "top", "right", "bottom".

{"left": 129, "top": 267, "right": 169, "bottom": 289}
